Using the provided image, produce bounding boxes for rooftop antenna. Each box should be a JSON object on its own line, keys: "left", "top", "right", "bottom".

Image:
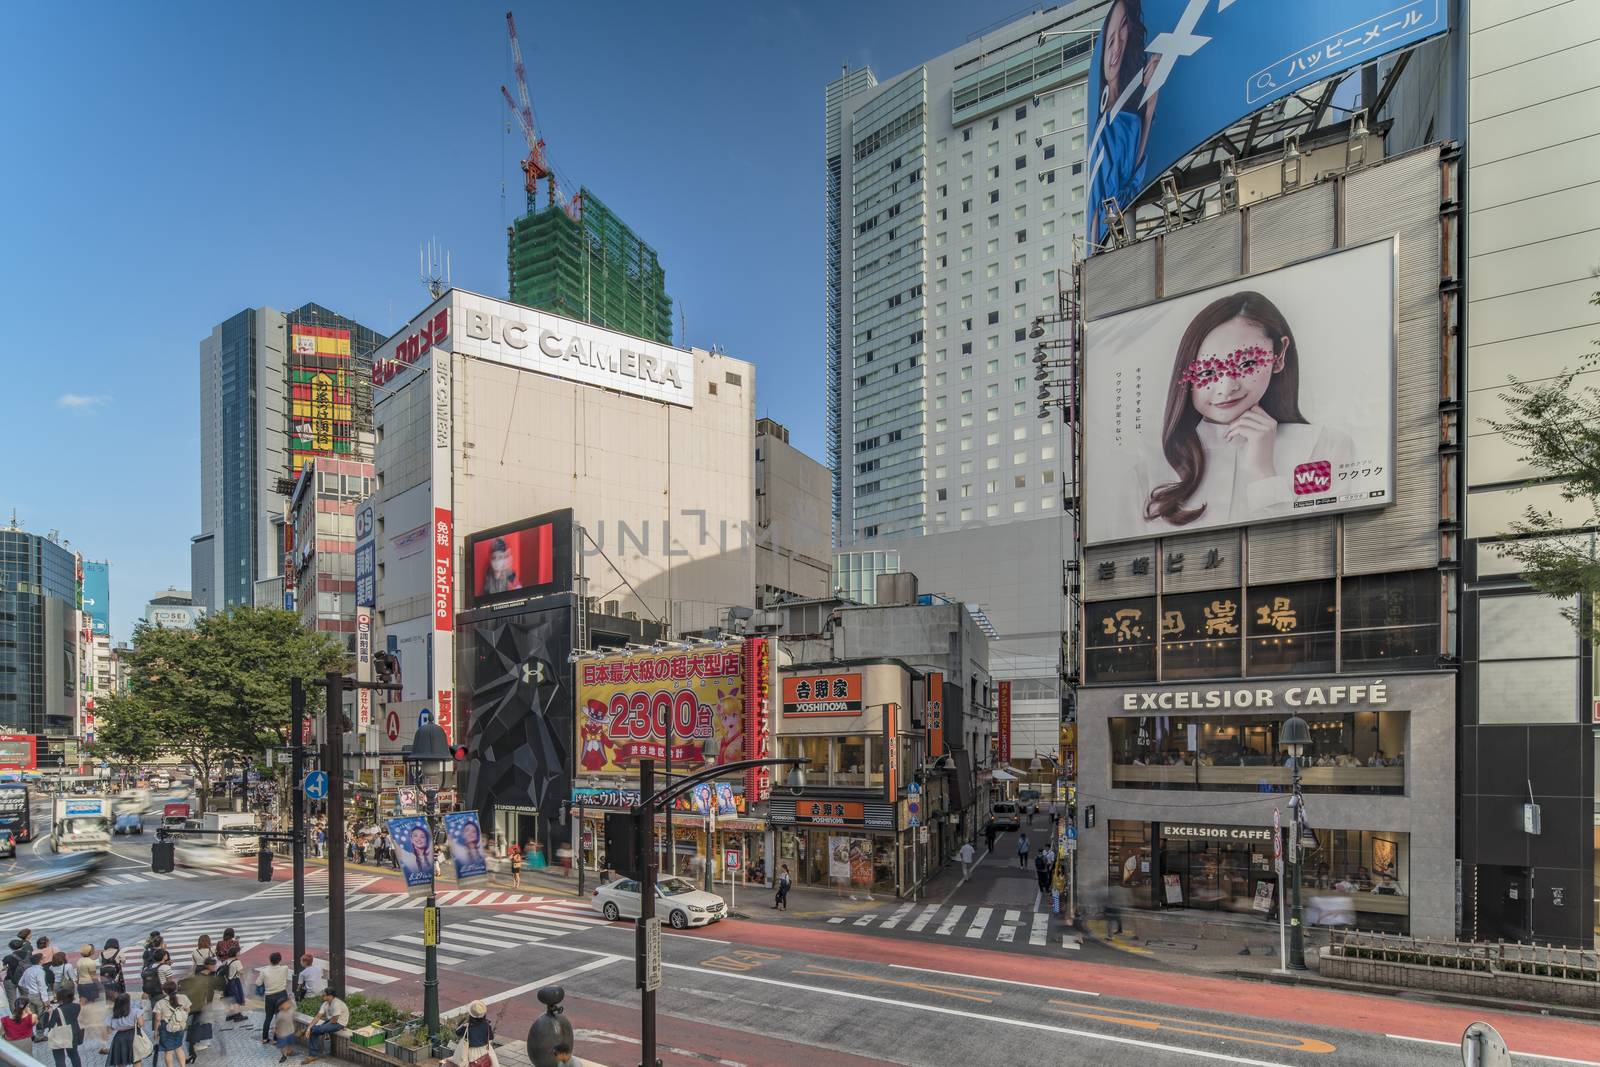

{"left": 420, "top": 238, "right": 451, "bottom": 298}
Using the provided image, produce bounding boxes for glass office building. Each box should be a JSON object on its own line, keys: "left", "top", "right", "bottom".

{"left": 0, "top": 523, "right": 79, "bottom": 737}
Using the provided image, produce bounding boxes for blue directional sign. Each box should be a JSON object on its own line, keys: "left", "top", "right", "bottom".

{"left": 303, "top": 770, "right": 329, "bottom": 801}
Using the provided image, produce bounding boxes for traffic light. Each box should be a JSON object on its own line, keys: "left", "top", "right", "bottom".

{"left": 151, "top": 841, "right": 174, "bottom": 874}
{"left": 450, "top": 745, "right": 468, "bottom": 762}
{"left": 257, "top": 847, "right": 274, "bottom": 882}
{"left": 605, "top": 812, "right": 641, "bottom": 880}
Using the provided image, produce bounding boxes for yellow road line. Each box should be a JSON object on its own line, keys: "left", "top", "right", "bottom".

{"left": 1046, "top": 1000, "right": 1336, "bottom": 1054}
{"left": 793, "top": 964, "right": 1001, "bottom": 1004}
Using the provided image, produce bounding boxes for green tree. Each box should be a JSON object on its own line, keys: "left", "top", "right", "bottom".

{"left": 89, "top": 692, "right": 163, "bottom": 783}
{"left": 1490, "top": 291, "right": 1600, "bottom": 637}
{"left": 100, "top": 606, "right": 346, "bottom": 813}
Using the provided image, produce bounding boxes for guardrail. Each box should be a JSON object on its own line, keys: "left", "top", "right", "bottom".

{"left": 1327, "top": 929, "right": 1599, "bottom": 981}
{"left": 0, "top": 1041, "right": 49, "bottom": 1067}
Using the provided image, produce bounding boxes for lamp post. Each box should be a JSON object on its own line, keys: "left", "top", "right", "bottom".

{"left": 632, "top": 756, "right": 807, "bottom": 1067}
{"left": 404, "top": 718, "right": 453, "bottom": 1044}
{"left": 1279, "top": 714, "right": 1311, "bottom": 971}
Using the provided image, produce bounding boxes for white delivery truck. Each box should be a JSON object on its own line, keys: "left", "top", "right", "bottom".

{"left": 203, "top": 810, "right": 260, "bottom": 854}
{"left": 51, "top": 796, "right": 113, "bottom": 853}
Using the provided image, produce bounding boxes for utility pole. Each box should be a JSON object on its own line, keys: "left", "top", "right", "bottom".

{"left": 290, "top": 678, "right": 307, "bottom": 970}
{"left": 637, "top": 757, "right": 659, "bottom": 1067}
{"left": 324, "top": 670, "right": 347, "bottom": 995}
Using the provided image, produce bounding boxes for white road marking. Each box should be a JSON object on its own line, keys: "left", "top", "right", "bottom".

{"left": 342, "top": 965, "right": 398, "bottom": 984}
{"left": 1029, "top": 913, "right": 1049, "bottom": 946}
{"left": 906, "top": 905, "right": 940, "bottom": 932}
{"left": 852, "top": 914, "right": 876, "bottom": 927}
{"left": 366, "top": 941, "right": 464, "bottom": 965}
{"left": 997, "top": 926, "right": 1017, "bottom": 943}
{"left": 440, "top": 956, "right": 618, "bottom": 1018}
{"left": 392, "top": 934, "right": 490, "bottom": 956}
{"left": 827, "top": 917, "right": 846, "bottom": 924}
{"left": 964, "top": 907, "right": 993, "bottom": 938}
{"left": 1386, "top": 1034, "right": 1600, "bottom": 1066}
{"left": 886, "top": 964, "right": 1099, "bottom": 997}
{"left": 935, "top": 905, "right": 966, "bottom": 936}
{"left": 879, "top": 903, "right": 916, "bottom": 929}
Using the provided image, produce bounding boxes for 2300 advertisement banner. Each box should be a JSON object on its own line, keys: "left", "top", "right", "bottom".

{"left": 578, "top": 647, "right": 747, "bottom": 775}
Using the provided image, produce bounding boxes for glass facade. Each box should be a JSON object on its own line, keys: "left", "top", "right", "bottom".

{"left": 0, "top": 529, "right": 78, "bottom": 734}
{"left": 832, "top": 549, "right": 901, "bottom": 603}
{"left": 219, "top": 309, "right": 257, "bottom": 609}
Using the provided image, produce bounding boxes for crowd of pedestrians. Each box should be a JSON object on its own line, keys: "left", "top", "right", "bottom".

{"left": 1, "top": 925, "right": 345, "bottom": 1065}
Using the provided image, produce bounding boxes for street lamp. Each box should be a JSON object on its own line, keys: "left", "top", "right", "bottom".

{"left": 1279, "top": 714, "right": 1312, "bottom": 971}
{"left": 404, "top": 718, "right": 453, "bottom": 1044}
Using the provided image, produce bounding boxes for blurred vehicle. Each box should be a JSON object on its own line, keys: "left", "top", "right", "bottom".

{"left": 175, "top": 843, "right": 237, "bottom": 871}
{"left": 0, "top": 828, "right": 15, "bottom": 858}
{"left": 990, "top": 802, "right": 1021, "bottom": 832}
{"left": 202, "top": 810, "right": 259, "bottom": 854}
{"left": 51, "top": 796, "right": 112, "bottom": 854}
{"left": 160, "top": 802, "right": 191, "bottom": 832}
{"left": 590, "top": 875, "right": 726, "bottom": 928}
{"left": 113, "top": 813, "right": 145, "bottom": 835}
{"left": 0, "top": 783, "right": 32, "bottom": 843}
{"left": 115, "top": 788, "right": 151, "bottom": 815}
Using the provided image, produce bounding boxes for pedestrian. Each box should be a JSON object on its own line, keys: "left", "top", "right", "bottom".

{"left": 41, "top": 985, "right": 84, "bottom": 1067}
{"left": 254, "top": 952, "right": 291, "bottom": 1045}
{"left": 446, "top": 999, "right": 497, "bottom": 1067}
{"left": 957, "top": 840, "right": 976, "bottom": 880}
{"left": 73, "top": 944, "right": 103, "bottom": 1049}
{"left": 3, "top": 998, "right": 36, "bottom": 1056}
{"left": 48, "top": 952, "right": 71, "bottom": 996}
{"left": 2, "top": 938, "right": 27, "bottom": 1006}
{"left": 103, "top": 993, "right": 147, "bottom": 1067}
{"left": 269, "top": 995, "right": 297, "bottom": 1063}
{"left": 99, "top": 939, "right": 126, "bottom": 998}
{"left": 179, "top": 958, "right": 220, "bottom": 1061}
{"left": 301, "top": 986, "right": 348, "bottom": 1064}
{"left": 151, "top": 981, "right": 190, "bottom": 1067}
{"left": 1028, "top": 804, "right": 1036, "bottom": 827}
{"left": 552, "top": 1041, "right": 582, "bottom": 1065}
{"left": 214, "top": 930, "right": 239, "bottom": 963}
{"left": 189, "top": 935, "right": 212, "bottom": 974}
{"left": 773, "top": 864, "right": 792, "bottom": 910}
{"left": 19, "top": 953, "right": 49, "bottom": 1014}
{"left": 295, "top": 954, "right": 325, "bottom": 1000}
{"left": 1035, "top": 847, "right": 1052, "bottom": 893}
{"left": 1017, "top": 832, "right": 1030, "bottom": 868}
{"left": 984, "top": 818, "right": 997, "bottom": 853}
{"left": 508, "top": 843, "right": 523, "bottom": 888}
{"left": 219, "top": 952, "right": 246, "bottom": 1022}
{"left": 140, "top": 934, "right": 162, "bottom": 970}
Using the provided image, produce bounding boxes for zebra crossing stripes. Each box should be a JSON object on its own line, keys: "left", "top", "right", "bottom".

{"left": 964, "top": 907, "right": 994, "bottom": 938}
{"left": 1029, "top": 912, "right": 1049, "bottom": 947}
{"left": 341, "top": 890, "right": 555, "bottom": 911}
{"left": 906, "top": 904, "right": 940, "bottom": 932}
{"left": 935, "top": 905, "right": 967, "bottom": 936}
{"left": 878, "top": 903, "right": 915, "bottom": 929}
{"left": 818, "top": 903, "right": 1061, "bottom": 949}
{"left": 331, "top": 898, "right": 607, "bottom": 973}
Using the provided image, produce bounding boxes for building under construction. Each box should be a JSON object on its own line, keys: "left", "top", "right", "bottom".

{"left": 506, "top": 188, "right": 674, "bottom": 345}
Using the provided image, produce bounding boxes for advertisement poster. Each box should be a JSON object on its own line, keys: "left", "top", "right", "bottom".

{"left": 1084, "top": 239, "right": 1395, "bottom": 544}
{"left": 713, "top": 782, "right": 737, "bottom": 818}
{"left": 828, "top": 836, "right": 852, "bottom": 882}
{"left": 1253, "top": 880, "right": 1276, "bottom": 913}
{"left": 387, "top": 816, "right": 435, "bottom": 894}
{"left": 443, "top": 811, "right": 489, "bottom": 883}
{"left": 576, "top": 647, "right": 746, "bottom": 775}
{"left": 997, "top": 682, "right": 1012, "bottom": 764}
{"left": 1163, "top": 873, "right": 1185, "bottom": 905}
{"left": 82, "top": 562, "right": 110, "bottom": 637}
{"left": 287, "top": 324, "right": 354, "bottom": 476}
{"left": 849, "top": 840, "right": 874, "bottom": 887}
{"left": 466, "top": 511, "right": 572, "bottom": 606}
{"left": 1086, "top": 0, "right": 1448, "bottom": 244}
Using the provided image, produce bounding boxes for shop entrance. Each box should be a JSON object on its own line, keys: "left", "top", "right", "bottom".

{"left": 1160, "top": 838, "right": 1275, "bottom": 913}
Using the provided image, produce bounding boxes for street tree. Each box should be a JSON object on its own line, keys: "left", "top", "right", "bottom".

{"left": 1490, "top": 291, "right": 1600, "bottom": 637}
{"left": 98, "top": 605, "right": 346, "bottom": 812}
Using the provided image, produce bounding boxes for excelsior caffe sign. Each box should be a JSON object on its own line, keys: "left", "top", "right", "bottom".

{"left": 1120, "top": 680, "right": 1391, "bottom": 712}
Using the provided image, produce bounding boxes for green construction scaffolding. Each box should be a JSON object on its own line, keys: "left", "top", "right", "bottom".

{"left": 507, "top": 188, "right": 674, "bottom": 345}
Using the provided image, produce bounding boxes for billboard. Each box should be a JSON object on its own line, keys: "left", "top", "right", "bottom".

{"left": 82, "top": 562, "right": 110, "bottom": 637}
{"left": 288, "top": 324, "right": 355, "bottom": 477}
{"left": 0, "top": 735, "right": 36, "bottom": 772}
{"left": 576, "top": 646, "right": 747, "bottom": 777}
{"left": 466, "top": 510, "right": 573, "bottom": 608}
{"left": 1086, "top": 0, "right": 1448, "bottom": 244}
{"left": 781, "top": 673, "right": 862, "bottom": 717}
{"left": 1084, "top": 239, "right": 1395, "bottom": 545}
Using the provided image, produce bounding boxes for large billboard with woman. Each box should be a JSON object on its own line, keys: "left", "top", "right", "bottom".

{"left": 1083, "top": 239, "right": 1395, "bottom": 545}
{"left": 1086, "top": 0, "right": 1448, "bottom": 245}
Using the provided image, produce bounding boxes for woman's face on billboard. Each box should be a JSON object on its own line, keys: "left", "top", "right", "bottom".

{"left": 490, "top": 547, "right": 511, "bottom": 575}
{"left": 1103, "top": 3, "right": 1130, "bottom": 85}
{"left": 410, "top": 827, "right": 429, "bottom": 852}
{"left": 1185, "top": 316, "right": 1285, "bottom": 425}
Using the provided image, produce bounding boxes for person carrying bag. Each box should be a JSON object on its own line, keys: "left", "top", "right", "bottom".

{"left": 446, "top": 1000, "right": 498, "bottom": 1067}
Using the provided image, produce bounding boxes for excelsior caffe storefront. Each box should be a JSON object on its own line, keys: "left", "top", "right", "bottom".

{"left": 1077, "top": 673, "right": 1456, "bottom": 938}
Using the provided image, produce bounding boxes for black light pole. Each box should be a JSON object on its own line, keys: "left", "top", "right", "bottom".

{"left": 1280, "top": 714, "right": 1311, "bottom": 971}
{"left": 405, "top": 719, "right": 453, "bottom": 1046}
{"left": 290, "top": 677, "right": 307, "bottom": 971}
{"left": 323, "top": 671, "right": 347, "bottom": 996}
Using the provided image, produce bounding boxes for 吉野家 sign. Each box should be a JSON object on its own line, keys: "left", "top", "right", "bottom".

{"left": 1084, "top": 239, "right": 1396, "bottom": 545}
{"left": 782, "top": 673, "right": 862, "bottom": 717}
{"left": 794, "top": 801, "right": 865, "bottom": 827}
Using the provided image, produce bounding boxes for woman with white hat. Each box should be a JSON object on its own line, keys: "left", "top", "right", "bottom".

{"left": 447, "top": 1000, "right": 497, "bottom": 1067}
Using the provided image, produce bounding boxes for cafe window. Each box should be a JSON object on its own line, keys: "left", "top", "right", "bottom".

{"left": 1086, "top": 597, "right": 1155, "bottom": 684}
{"left": 776, "top": 735, "right": 882, "bottom": 788}
{"left": 1246, "top": 580, "right": 1335, "bottom": 676}
{"left": 1342, "top": 570, "right": 1438, "bottom": 671}
{"left": 1108, "top": 710, "right": 1405, "bottom": 795}
{"left": 1159, "top": 589, "right": 1241, "bottom": 679}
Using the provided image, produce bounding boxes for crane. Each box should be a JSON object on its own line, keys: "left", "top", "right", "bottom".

{"left": 502, "top": 10, "right": 581, "bottom": 221}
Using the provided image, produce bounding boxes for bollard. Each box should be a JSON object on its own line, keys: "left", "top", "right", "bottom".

{"left": 526, "top": 985, "right": 576, "bottom": 1067}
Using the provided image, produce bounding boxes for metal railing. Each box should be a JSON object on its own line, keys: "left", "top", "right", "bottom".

{"left": 0, "top": 1042, "right": 49, "bottom": 1067}
{"left": 1327, "top": 929, "right": 1599, "bottom": 981}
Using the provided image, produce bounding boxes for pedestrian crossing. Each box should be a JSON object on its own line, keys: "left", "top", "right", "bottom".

{"left": 827, "top": 903, "right": 1056, "bottom": 947}
{"left": 338, "top": 898, "right": 608, "bottom": 973}
{"left": 339, "top": 888, "right": 559, "bottom": 912}
{"left": 85, "top": 867, "right": 219, "bottom": 888}
{"left": 0, "top": 899, "right": 289, "bottom": 959}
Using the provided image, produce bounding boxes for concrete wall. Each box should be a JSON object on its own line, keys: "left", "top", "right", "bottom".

{"left": 754, "top": 427, "right": 832, "bottom": 602}
{"left": 1077, "top": 672, "right": 1457, "bottom": 938}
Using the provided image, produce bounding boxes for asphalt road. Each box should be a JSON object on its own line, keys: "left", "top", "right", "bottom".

{"left": 2, "top": 811, "right": 1595, "bottom": 1067}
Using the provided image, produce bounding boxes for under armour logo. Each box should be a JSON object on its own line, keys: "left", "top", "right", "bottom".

{"left": 520, "top": 661, "right": 546, "bottom": 685}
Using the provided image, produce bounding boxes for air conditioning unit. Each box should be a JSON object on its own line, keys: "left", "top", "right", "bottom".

{"left": 604, "top": 600, "right": 622, "bottom": 616}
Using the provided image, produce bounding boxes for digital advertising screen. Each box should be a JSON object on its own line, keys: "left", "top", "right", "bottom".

{"left": 1086, "top": 0, "right": 1448, "bottom": 245}
{"left": 1083, "top": 238, "right": 1396, "bottom": 545}
{"left": 466, "top": 509, "right": 572, "bottom": 607}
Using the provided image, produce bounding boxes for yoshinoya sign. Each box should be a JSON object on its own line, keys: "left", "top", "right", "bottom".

{"left": 1120, "top": 680, "right": 1390, "bottom": 711}
{"left": 1161, "top": 823, "right": 1274, "bottom": 844}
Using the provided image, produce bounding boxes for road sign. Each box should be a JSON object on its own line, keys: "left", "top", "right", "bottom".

{"left": 1066, "top": 824, "right": 1077, "bottom": 840}
{"left": 724, "top": 849, "right": 742, "bottom": 871}
{"left": 640, "top": 917, "right": 662, "bottom": 991}
{"left": 418, "top": 707, "right": 432, "bottom": 726}
{"left": 423, "top": 905, "right": 440, "bottom": 947}
{"left": 302, "top": 771, "right": 328, "bottom": 801}
{"left": 385, "top": 710, "right": 400, "bottom": 742}
{"left": 1273, "top": 808, "right": 1283, "bottom": 874}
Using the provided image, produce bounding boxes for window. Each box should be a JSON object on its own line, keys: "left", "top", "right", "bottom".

{"left": 960, "top": 507, "right": 973, "bottom": 521}
{"left": 987, "top": 165, "right": 1000, "bottom": 180}
{"left": 986, "top": 504, "right": 999, "bottom": 517}
{"left": 987, "top": 310, "right": 999, "bottom": 325}
{"left": 1342, "top": 571, "right": 1439, "bottom": 673}
{"left": 1012, "top": 500, "right": 1026, "bottom": 514}
{"left": 960, "top": 389, "right": 972, "bottom": 403}
{"left": 961, "top": 365, "right": 973, "bottom": 381}
{"left": 1247, "top": 581, "right": 1337, "bottom": 676}
{"left": 1015, "top": 228, "right": 1027, "bottom": 244}
{"left": 961, "top": 175, "right": 973, "bottom": 191}
{"left": 1014, "top": 154, "right": 1027, "bottom": 170}
{"left": 934, "top": 465, "right": 946, "bottom": 479}
{"left": 987, "top": 214, "right": 999, "bottom": 229}
{"left": 1086, "top": 597, "right": 1156, "bottom": 684}
{"left": 959, "top": 460, "right": 973, "bottom": 475}
{"left": 935, "top": 488, "right": 947, "bottom": 501}
{"left": 1043, "top": 144, "right": 1056, "bottom": 160}
{"left": 984, "top": 479, "right": 997, "bottom": 494}
{"left": 1014, "top": 278, "right": 1027, "bottom": 294}
{"left": 961, "top": 198, "right": 971, "bottom": 214}
{"left": 959, "top": 413, "right": 973, "bottom": 429}
{"left": 960, "top": 437, "right": 973, "bottom": 451}
{"left": 985, "top": 431, "right": 999, "bottom": 445}
{"left": 1012, "top": 450, "right": 1026, "bottom": 464}
{"left": 961, "top": 151, "right": 973, "bottom": 166}
{"left": 1013, "top": 205, "right": 1026, "bottom": 220}
{"left": 1014, "top": 105, "right": 1027, "bottom": 120}
{"left": 1042, "top": 469, "right": 1054, "bottom": 482}
{"left": 989, "top": 189, "right": 1000, "bottom": 205}
{"left": 1014, "top": 180, "right": 1027, "bottom": 195}
{"left": 962, "top": 128, "right": 971, "bottom": 142}
{"left": 1041, "top": 495, "right": 1054, "bottom": 509}
{"left": 1014, "top": 474, "right": 1026, "bottom": 489}
{"left": 987, "top": 141, "right": 999, "bottom": 157}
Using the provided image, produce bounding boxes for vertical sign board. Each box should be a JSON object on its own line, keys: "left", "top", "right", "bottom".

{"left": 356, "top": 608, "right": 373, "bottom": 729}
{"left": 997, "top": 682, "right": 1012, "bottom": 764}
{"left": 925, "top": 671, "right": 944, "bottom": 760}
{"left": 431, "top": 348, "right": 455, "bottom": 742}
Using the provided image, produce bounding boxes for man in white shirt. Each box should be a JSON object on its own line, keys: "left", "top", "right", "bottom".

{"left": 296, "top": 954, "right": 326, "bottom": 999}
{"left": 17, "top": 953, "right": 48, "bottom": 1012}
{"left": 957, "top": 840, "right": 976, "bottom": 880}
{"left": 304, "top": 987, "right": 349, "bottom": 1063}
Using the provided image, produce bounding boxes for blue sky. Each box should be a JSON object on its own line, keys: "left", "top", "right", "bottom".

{"left": 2, "top": 0, "right": 1007, "bottom": 642}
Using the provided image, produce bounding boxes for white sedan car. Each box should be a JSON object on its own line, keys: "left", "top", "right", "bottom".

{"left": 591, "top": 875, "right": 727, "bottom": 929}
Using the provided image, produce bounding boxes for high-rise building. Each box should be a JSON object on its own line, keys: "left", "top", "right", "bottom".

{"left": 193, "top": 302, "right": 384, "bottom": 612}
{"left": 287, "top": 456, "right": 375, "bottom": 654}
{"left": 0, "top": 517, "right": 80, "bottom": 738}
{"left": 507, "top": 189, "right": 674, "bottom": 345}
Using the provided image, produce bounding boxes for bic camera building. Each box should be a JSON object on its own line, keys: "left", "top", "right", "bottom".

{"left": 365, "top": 289, "right": 804, "bottom": 852}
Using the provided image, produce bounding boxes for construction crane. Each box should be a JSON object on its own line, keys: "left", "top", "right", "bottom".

{"left": 501, "top": 11, "right": 581, "bottom": 221}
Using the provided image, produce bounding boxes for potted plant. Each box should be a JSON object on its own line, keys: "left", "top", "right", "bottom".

{"left": 384, "top": 1021, "right": 433, "bottom": 1065}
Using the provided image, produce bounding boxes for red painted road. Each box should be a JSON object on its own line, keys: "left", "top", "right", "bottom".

{"left": 675, "top": 918, "right": 1600, "bottom": 1061}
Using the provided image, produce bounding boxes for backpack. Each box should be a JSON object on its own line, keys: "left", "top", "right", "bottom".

{"left": 1035, "top": 852, "right": 1049, "bottom": 873}
{"left": 162, "top": 998, "right": 190, "bottom": 1034}
{"left": 141, "top": 963, "right": 161, "bottom": 998}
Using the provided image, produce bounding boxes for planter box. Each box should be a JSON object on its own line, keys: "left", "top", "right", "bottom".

{"left": 384, "top": 1038, "right": 432, "bottom": 1064}
{"left": 350, "top": 1025, "right": 388, "bottom": 1048}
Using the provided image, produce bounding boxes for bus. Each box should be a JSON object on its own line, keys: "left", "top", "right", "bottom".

{"left": 0, "top": 784, "right": 31, "bottom": 844}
